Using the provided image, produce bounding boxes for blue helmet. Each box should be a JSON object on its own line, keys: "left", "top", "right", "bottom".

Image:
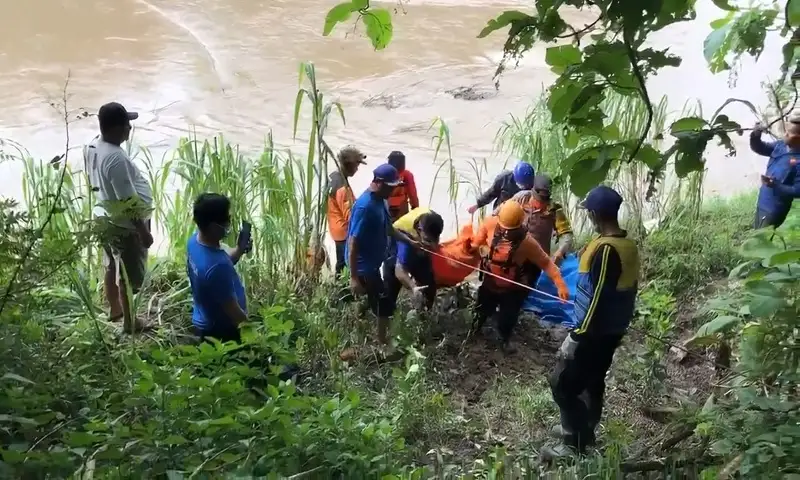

{"left": 512, "top": 161, "right": 535, "bottom": 188}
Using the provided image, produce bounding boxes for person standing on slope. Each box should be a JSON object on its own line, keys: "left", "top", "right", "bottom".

{"left": 84, "top": 102, "right": 152, "bottom": 334}
{"left": 347, "top": 164, "right": 403, "bottom": 346}
{"left": 470, "top": 200, "right": 569, "bottom": 354}
{"left": 502, "top": 175, "right": 574, "bottom": 264}
{"left": 386, "top": 208, "right": 444, "bottom": 311}
{"left": 386, "top": 151, "right": 419, "bottom": 221}
{"left": 327, "top": 146, "right": 367, "bottom": 276}
{"left": 750, "top": 120, "right": 800, "bottom": 229}
{"left": 467, "top": 161, "right": 535, "bottom": 214}
{"left": 542, "top": 185, "right": 640, "bottom": 460}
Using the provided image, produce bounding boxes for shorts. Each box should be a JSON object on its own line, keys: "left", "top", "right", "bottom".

{"left": 102, "top": 220, "right": 150, "bottom": 292}
{"left": 359, "top": 270, "right": 395, "bottom": 318}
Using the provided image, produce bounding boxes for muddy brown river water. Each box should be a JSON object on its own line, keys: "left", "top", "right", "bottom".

{"left": 0, "top": 0, "right": 787, "bottom": 230}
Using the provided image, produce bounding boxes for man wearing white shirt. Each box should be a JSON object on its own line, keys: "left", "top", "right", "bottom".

{"left": 84, "top": 102, "right": 153, "bottom": 333}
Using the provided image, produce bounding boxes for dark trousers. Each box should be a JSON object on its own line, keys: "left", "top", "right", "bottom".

{"left": 382, "top": 238, "right": 398, "bottom": 282}
{"left": 385, "top": 256, "right": 437, "bottom": 311}
{"left": 334, "top": 240, "right": 347, "bottom": 277}
{"left": 193, "top": 324, "right": 242, "bottom": 344}
{"left": 549, "top": 333, "right": 624, "bottom": 452}
{"left": 754, "top": 207, "right": 789, "bottom": 229}
{"left": 473, "top": 284, "right": 529, "bottom": 341}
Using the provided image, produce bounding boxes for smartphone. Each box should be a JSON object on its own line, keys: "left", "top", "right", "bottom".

{"left": 238, "top": 221, "right": 252, "bottom": 251}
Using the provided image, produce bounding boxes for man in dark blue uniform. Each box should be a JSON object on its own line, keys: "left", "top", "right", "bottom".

{"left": 751, "top": 120, "right": 800, "bottom": 229}
{"left": 542, "top": 186, "right": 640, "bottom": 460}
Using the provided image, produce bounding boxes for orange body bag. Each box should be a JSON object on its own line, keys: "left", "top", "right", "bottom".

{"left": 430, "top": 225, "right": 481, "bottom": 288}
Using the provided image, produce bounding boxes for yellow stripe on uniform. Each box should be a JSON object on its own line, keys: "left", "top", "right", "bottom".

{"left": 575, "top": 245, "right": 610, "bottom": 334}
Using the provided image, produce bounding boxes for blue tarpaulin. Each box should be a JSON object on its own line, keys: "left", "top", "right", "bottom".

{"left": 522, "top": 253, "right": 579, "bottom": 328}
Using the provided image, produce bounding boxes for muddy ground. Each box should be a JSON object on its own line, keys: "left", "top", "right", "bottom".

{"left": 405, "top": 286, "right": 719, "bottom": 464}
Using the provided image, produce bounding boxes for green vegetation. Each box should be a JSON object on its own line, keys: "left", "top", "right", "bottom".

{"left": 326, "top": 0, "right": 798, "bottom": 194}
{"left": 2, "top": 62, "right": 796, "bottom": 476}
{"left": 1, "top": 0, "right": 799, "bottom": 474}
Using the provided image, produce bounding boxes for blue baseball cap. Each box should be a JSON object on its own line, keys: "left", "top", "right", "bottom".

{"left": 373, "top": 163, "right": 402, "bottom": 186}
{"left": 580, "top": 185, "right": 623, "bottom": 216}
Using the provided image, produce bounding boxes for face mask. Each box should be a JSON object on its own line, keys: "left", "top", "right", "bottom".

{"left": 215, "top": 223, "right": 231, "bottom": 237}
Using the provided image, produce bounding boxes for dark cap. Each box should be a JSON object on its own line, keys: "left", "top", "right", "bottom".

{"left": 533, "top": 174, "right": 552, "bottom": 191}
{"left": 373, "top": 163, "right": 401, "bottom": 187}
{"left": 338, "top": 145, "right": 367, "bottom": 165}
{"left": 98, "top": 102, "right": 138, "bottom": 130}
{"left": 579, "top": 185, "right": 623, "bottom": 216}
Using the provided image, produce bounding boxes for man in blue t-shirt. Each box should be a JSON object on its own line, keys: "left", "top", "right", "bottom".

{"left": 187, "top": 193, "right": 251, "bottom": 343}
{"left": 346, "top": 163, "right": 402, "bottom": 345}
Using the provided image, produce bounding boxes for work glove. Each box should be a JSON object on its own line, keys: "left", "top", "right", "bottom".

{"left": 558, "top": 334, "right": 579, "bottom": 360}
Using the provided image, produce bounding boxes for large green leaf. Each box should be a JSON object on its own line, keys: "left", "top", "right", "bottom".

{"left": 545, "top": 45, "right": 582, "bottom": 70}
{"left": 768, "top": 249, "right": 800, "bottom": 266}
{"left": 548, "top": 81, "right": 582, "bottom": 123}
{"left": 789, "top": 0, "right": 800, "bottom": 27}
{"left": 711, "top": 0, "right": 736, "bottom": 11}
{"left": 477, "top": 10, "right": 532, "bottom": 38}
{"left": 695, "top": 315, "right": 739, "bottom": 337}
{"left": 744, "top": 279, "right": 781, "bottom": 297}
{"left": 323, "top": 2, "right": 356, "bottom": 36}
{"left": 362, "top": 8, "right": 393, "bottom": 50}
{"left": 748, "top": 294, "right": 785, "bottom": 317}
{"left": 670, "top": 116, "right": 707, "bottom": 134}
{"left": 569, "top": 152, "right": 611, "bottom": 197}
{"left": 740, "top": 235, "right": 782, "bottom": 259}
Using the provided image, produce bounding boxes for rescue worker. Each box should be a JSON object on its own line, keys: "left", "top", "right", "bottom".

{"left": 327, "top": 146, "right": 367, "bottom": 276}
{"left": 386, "top": 151, "right": 419, "bottom": 221}
{"left": 502, "top": 174, "right": 574, "bottom": 263}
{"left": 347, "top": 163, "right": 402, "bottom": 345}
{"left": 384, "top": 151, "right": 420, "bottom": 282}
{"left": 750, "top": 120, "right": 800, "bottom": 229}
{"left": 542, "top": 185, "right": 640, "bottom": 460}
{"left": 471, "top": 200, "right": 570, "bottom": 354}
{"left": 467, "top": 161, "right": 535, "bottom": 213}
{"left": 386, "top": 208, "right": 444, "bottom": 311}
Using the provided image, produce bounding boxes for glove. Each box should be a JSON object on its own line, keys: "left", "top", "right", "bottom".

{"left": 558, "top": 334, "right": 579, "bottom": 360}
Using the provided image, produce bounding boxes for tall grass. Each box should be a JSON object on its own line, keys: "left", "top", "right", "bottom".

{"left": 495, "top": 91, "right": 708, "bottom": 237}
{"left": 14, "top": 62, "right": 343, "bottom": 314}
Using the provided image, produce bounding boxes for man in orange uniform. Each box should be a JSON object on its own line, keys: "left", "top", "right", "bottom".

{"left": 502, "top": 175, "right": 574, "bottom": 263}
{"left": 327, "top": 146, "right": 367, "bottom": 276}
{"left": 471, "top": 201, "right": 570, "bottom": 353}
{"left": 386, "top": 151, "right": 419, "bottom": 221}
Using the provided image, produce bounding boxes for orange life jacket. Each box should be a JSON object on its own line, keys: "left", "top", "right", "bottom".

{"left": 387, "top": 184, "right": 409, "bottom": 219}
{"left": 481, "top": 228, "right": 534, "bottom": 289}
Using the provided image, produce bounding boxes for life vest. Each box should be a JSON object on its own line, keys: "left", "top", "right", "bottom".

{"left": 520, "top": 200, "right": 558, "bottom": 255}
{"left": 573, "top": 235, "right": 640, "bottom": 336}
{"left": 392, "top": 207, "right": 430, "bottom": 239}
{"left": 480, "top": 227, "right": 536, "bottom": 290}
{"left": 387, "top": 184, "right": 409, "bottom": 220}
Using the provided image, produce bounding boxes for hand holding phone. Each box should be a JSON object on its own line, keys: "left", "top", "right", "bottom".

{"left": 238, "top": 221, "right": 253, "bottom": 253}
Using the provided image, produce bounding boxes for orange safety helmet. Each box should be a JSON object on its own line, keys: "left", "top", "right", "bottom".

{"left": 497, "top": 201, "right": 525, "bottom": 230}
